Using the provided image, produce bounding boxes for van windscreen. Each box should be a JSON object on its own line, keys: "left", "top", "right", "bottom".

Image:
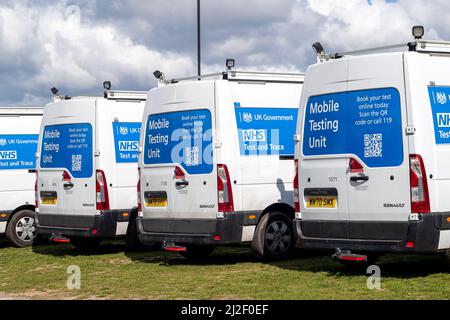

{"left": 143, "top": 109, "right": 213, "bottom": 175}
{"left": 40, "top": 123, "right": 93, "bottom": 178}
{"left": 302, "top": 87, "right": 403, "bottom": 168}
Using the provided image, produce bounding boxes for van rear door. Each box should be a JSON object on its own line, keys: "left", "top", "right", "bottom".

{"left": 345, "top": 53, "right": 410, "bottom": 240}
{"left": 300, "top": 60, "right": 350, "bottom": 239}
{"left": 38, "top": 99, "right": 96, "bottom": 228}
{"left": 141, "top": 82, "right": 217, "bottom": 234}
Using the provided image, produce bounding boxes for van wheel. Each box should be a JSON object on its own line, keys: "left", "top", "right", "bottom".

{"left": 126, "top": 214, "right": 159, "bottom": 251}
{"left": 70, "top": 237, "right": 101, "bottom": 250}
{"left": 179, "top": 246, "right": 215, "bottom": 260}
{"left": 251, "top": 212, "right": 296, "bottom": 260}
{"left": 6, "top": 210, "right": 37, "bottom": 248}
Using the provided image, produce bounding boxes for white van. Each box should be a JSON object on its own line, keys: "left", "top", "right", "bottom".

{"left": 35, "top": 87, "right": 147, "bottom": 249}
{"left": 0, "top": 107, "right": 42, "bottom": 247}
{"left": 295, "top": 28, "right": 450, "bottom": 263}
{"left": 137, "top": 67, "right": 304, "bottom": 259}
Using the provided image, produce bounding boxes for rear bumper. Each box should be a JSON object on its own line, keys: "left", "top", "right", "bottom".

{"left": 36, "top": 210, "right": 130, "bottom": 239}
{"left": 295, "top": 212, "right": 450, "bottom": 253}
{"left": 137, "top": 212, "right": 257, "bottom": 246}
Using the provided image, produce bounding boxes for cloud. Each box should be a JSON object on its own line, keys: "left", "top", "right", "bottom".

{"left": 1, "top": 0, "right": 450, "bottom": 106}
{"left": 0, "top": 0, "right": 194, "bottom": 105}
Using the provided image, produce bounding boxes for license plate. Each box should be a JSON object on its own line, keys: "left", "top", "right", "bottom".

{"left": 145, "top": 198, "right": 167, "bottom": 207}
{"left": 306, "top": 196, "right": 337, "bottom": 208}
{"left": 41, "top": 196, "right": 57, "bottom": 206}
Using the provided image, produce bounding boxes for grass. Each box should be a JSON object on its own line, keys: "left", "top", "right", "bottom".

{"left": 0, "top": 238, "right": 448, "bottom": 300}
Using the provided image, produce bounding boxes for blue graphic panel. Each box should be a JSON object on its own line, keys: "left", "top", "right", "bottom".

{"left": 428, "top": 86, "right": 450, "bottom": 144}
{"left": 235, "top": 108, "right": 298, "bottom": 156}
{"left": 143, "top": 109, "right": 213, "bottom": 175}
{"left": 303, "top": 88, "right": 403, "bottom": 167}
{"left": 112, "top": 122, "right": 141, "bottom": 163}
{"left": 40, "top": 123, "right": 93, "bottom": 178}
{"left": 0, "top": 135, "right": 38, "bottom": 170}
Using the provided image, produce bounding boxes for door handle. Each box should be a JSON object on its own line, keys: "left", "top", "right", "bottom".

{"left": 175, "top": 181, "right": 189, "bottom": 187}
{"left": 63, "top": 182, "right": 74, "bottom": 190}
{"left": 350, "top": 175, "right": 369, "bottom": 182}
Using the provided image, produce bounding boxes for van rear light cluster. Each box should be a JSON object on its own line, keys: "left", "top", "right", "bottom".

{"left": 349, "top": 157, "right": 364, "bottom": 173}
{"left": 293, "top": 159, "right": 300, "bottom": 212}
{"left": 137, "top": 168, "right": 142, "bottom": 213}
{"left": 96, "top": 170, "right": 110, "bottom": 211}
{"left": 63, "top": 170, "right": 72, "bottom": 182}
{"left": 217, "top": 164, "right": 234, "bottom": 212}
{"left": 409, "top": 154, "right": 430, "bottom": 213}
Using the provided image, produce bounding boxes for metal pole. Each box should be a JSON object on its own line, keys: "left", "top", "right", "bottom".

{"left": 197, "top": 0, "right": 201, "bottom": 78}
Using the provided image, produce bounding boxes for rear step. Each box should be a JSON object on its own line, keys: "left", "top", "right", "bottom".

{"left": 332, "top": 249, "right": 368, "bottom": 262}
{"left": 50, "top": 234, "right": 70, "bottom": 244}
{"left": 162, "top": 242, "right": 187, "bottom": 252}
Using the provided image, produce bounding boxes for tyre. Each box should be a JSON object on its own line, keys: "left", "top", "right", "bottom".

{"left": 126, "top": 214, "right": 160, "bottom": 251}
{"left": 251, "top": 211, "right": 296, "bottom": 260}
{"left": 70, "top": 237, "right": 102, "bottom": 250}
{"left": 5, "top": 210, "right": 37, "bottom": 248}
{"left": 179, "top": 246, "right": 215, "bottom": 260}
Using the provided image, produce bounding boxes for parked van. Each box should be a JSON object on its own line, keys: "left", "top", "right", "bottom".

{"left": 137, "top": 66, "right": 304, "bottom": 259}
{"left": 295, "top": 27, "right": 450, "bottom": 263}
{"left": 35, "top": 86, "right": 147, "bottom": 249}
{"left": 0, "top": 107, "right": 42, "bottom": 247}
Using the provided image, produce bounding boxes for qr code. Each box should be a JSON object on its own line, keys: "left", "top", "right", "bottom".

{"left": 184, "top": 147, "right": 199, "bottom": 167}
{"left": 71, "top": 154, "right": 82, "bottom": 172}
{"left": 364, "top": 134, "right": 383, "bottom": 158}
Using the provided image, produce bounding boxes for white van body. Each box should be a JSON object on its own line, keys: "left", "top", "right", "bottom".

{"left": 295, "top": 39, "right": 450, "bottom": 255}
{"left": 0, "top": 108, "right": 42, "bottom": 247}
{"left": 36, "top": 91, "right": 146, "bottom": 244}
{"left": 137, "top": 70, "right": 304, "bottom": 259}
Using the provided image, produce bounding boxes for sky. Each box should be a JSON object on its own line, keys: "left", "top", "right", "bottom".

{"left": 0, "top": 0, "right": 449, "bottom": 106}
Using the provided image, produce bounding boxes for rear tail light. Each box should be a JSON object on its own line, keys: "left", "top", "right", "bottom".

{"left": 137, "top": 168, "right": 142, "bottom": 213}
{"left": 62, "top": 170, "right": 71, "bottom": 182}
{"left": 96, "top": 170, "right": 110, "bottom": 211}
{"left": 174, "top": 166, "right": 186, "bottom": 179}
{"left": 349, "top": 157, "right": 364, "bottom": 173}
{"left": 410, "top": 154, "right": 430, "bottom": 213}
{"left": 34, "top": 172, "right": 39, "bottom": 209}
{"left": 294, "top": 159, "right": 300, "bottom": 212}
{"left": 217, "top": 164, "right": 234, "bottom": 212}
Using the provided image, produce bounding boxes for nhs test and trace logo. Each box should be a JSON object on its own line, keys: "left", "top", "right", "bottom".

{"left": 434, "top": 91, "right": 450, "bottom": 128}
{"left": 118, "top": 140, "right": 139, "bottom": 152}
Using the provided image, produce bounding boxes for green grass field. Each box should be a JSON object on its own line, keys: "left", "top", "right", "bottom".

{"left": 0, "top": 238, "right": 448, "bottom": 300}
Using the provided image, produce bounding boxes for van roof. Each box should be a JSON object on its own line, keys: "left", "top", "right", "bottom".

{"left": 319, "top": 39, "right": 450, "bottom": 62}
{"left": 0, "top": 107, "right": 43, "bottom": 115}
{"left": 53, "top": 90, "right": 148, "bottom": 103}
{"left": 166, "top": 70, "right": 305, "bottom": 85}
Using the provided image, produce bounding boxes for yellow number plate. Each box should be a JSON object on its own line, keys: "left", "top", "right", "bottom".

{"left": 145, "top": 197, "right": 167, "bottom": 208}
{"left": 41, "top": 197, "right": 57, "bottom": 206}
{"left": 306, "top": 197, "right": 337, "bottom": 208}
